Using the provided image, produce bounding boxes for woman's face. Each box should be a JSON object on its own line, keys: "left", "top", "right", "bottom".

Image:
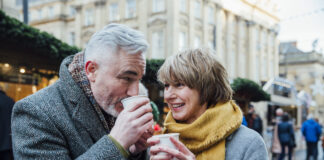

{"left": 164, "top": 83, "right": 207, "bottom": 124}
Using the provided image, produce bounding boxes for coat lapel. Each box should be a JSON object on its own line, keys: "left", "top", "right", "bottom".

{"left": 72, "top": 97, "right": 107, "bottom": 142}
{"left": 59, "top": 55, "right": 108, "bottom": 142}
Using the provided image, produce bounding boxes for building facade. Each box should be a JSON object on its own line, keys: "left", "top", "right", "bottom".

{"left": 279, "top": 42, "right": 324, "bottom": 124}
{"left": 7, "top": 0, "right": 280, "bottom": 83}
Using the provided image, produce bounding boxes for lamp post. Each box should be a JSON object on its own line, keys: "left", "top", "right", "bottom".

{"left": 23, "top": 0, "right": 28, "bottom": 24}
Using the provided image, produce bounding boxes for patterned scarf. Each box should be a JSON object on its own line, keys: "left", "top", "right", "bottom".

{"left": 163, "top": 100, "right": 242, "bottom": 160}
{"left": 68, "top": 52, "right": 115, "bottom": 132}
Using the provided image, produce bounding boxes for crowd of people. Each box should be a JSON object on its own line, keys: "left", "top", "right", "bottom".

{"left": 0, "top": 23, "right": 324, "bottom": 160}
{"left": 269, "top": 108, "right": 323, "bottom": 160}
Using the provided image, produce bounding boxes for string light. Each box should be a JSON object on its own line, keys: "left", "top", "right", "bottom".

{"left": 19, "top": 68, "right": 26, "bottom": 73}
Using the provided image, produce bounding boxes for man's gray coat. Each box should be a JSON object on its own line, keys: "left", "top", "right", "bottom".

{"left": 11, "top": 56, "right": 126, "bottom": 159}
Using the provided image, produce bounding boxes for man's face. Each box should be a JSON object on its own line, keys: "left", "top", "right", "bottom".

{"left": 86, "top": 49, "right": 146, "bottom": 116}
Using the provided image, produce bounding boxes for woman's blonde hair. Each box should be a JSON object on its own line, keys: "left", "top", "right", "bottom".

{"left": 158, "top": 48, "right": 232, "bottom": 107}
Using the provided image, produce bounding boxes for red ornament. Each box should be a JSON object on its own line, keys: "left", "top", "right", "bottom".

{"left": 154, "top": 124, "right": 161, "bottom": 131}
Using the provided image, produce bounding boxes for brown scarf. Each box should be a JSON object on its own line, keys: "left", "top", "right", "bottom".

{"left": 68, "top": 52, "right": 115, "bottom": 132}
{"left": 163, "top": 100, "right": 242, "bottom": 160}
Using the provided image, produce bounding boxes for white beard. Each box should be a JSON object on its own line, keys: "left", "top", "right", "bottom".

{"left": 101, "top": 104, "right": 120, "bottom": 117}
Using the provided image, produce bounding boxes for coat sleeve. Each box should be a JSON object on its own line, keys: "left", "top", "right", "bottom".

{"left": 11, "top": 100, "right": 125, "bottom": 160}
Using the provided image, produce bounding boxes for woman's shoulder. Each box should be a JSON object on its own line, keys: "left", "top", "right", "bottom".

{"left": 227, "top": 125, "right": 263, "bottom": 143}
{"left": 225, "top": 125, "right": 268, "bottom": 160}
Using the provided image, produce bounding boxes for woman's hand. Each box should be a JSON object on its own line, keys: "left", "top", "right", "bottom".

{"left": 148, "top": 136, "right": 196, "bottom": 160}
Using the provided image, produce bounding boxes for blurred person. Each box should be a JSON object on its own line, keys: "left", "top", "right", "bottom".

{"left": 246, "top": 105, "right": 263, "bottom": 136}
{"left": 242, "top": 115, "right": 248, "bottom": 126}
{"left": 301, "top": 114, "right": 322, "bottom": 160}
{"left": 147, "top": 48, "right": 268, "bottom": 160}
{"left": 11, "top": 23, "right": 154, "bottom": 159}
{"left": 271, "top": 108, "right": 284, "bottom": 160}
{"left": 252, "top": 112, "right": 263, "bottom": 136}
{"left": 246, "top": 104, "right": 255, "bottom": 128}
{"left": 277, "top": 113, "right": 295, "bottom": 160}
{"left": 0, "top": 85, "right": 15, "bottom": 160}
{"left": 322, "top": 135, "right": 324, "bottom": 160}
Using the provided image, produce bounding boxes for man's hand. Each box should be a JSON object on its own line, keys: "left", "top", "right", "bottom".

{"left": 110, "top": 97, "right": 154, "bottom": 150}
{"left": 129, "top": 129, "right": 154, "bottom": 154}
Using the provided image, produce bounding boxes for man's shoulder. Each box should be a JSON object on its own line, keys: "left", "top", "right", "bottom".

{"left": 14, "top": 81, "right": 65, "bottom": 113}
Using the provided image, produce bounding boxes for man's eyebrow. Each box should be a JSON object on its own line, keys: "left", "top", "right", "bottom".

{"left": 120, "top": 70, "right": 138, "bottom": 76}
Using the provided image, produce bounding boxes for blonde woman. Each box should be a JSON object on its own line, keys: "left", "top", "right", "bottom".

{"left": 148, "top": 48, "right": 268, "bottom": 160}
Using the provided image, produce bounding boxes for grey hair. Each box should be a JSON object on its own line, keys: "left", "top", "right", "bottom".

{"left": 84, "top": 23, "right": 149, "bottom": 63}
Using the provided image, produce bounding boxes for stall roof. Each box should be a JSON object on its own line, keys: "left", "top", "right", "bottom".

{"left": 0, "top": 10, "right": 80, "bottom": 71}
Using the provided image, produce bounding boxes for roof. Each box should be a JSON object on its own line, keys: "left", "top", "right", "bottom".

{"left": 0, "top": 10, "right": 80, "bottom": 71}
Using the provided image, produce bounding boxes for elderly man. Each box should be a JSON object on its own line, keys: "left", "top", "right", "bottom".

{"left": 11, "top": 24, "right": 154, "bottom": 159}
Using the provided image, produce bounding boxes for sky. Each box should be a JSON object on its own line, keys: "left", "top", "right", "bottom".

{"left": 275, "top": 0, "right": 324, "bottom": 52}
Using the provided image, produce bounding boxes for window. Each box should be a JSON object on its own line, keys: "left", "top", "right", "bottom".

{"left": 194, "top": 1, "right": 201, "bottom": 19}
{"left": 109, "top": 3, "right": 119, "bottom": 21}
{"left": 151, "top": 30, "right": 165, "bottom": 59}
{"left": 28, "top": 11, "right": 32, "bottom": 21}
{"left": 229, "top": 51, "right": 236, "bottom": 77}
{"left": 262, "top": 57, "right": 267, "bottom": 79}
{"left": 208, "top": 40, "right": 214, "bottom": 50}
{"left": 69, "top": 32, "right": 75, "bottom": 46}
{"left": 239, "top": 52, "right": 247, "bottom": 77}
{"left": 179, "top": 32, "right": 187, "bottom": 50}
{"left": 194, "top": 36, "right": 201, "bottom": 48}
{"left": 84, "top": 9, "right": 94, "bottom": 26}
{"left": 269, "top": 60, "right": 274, "bottom": 77}
{"left": 180, "top": 0, "right": 187, "bottom": 13}
{"left": 126, "top": 0, "right": 136, "bottom": 18}
{"left": 70, "top": 6, "right": 76, "bottom": 16}
{"left": 152, "top": 0, "right": 165, "bottom": 13}
{"left": 208, "top": 6, "right": 214, "bottom": 24}
{"left": 255, "top": 55, "right": 260, "bottom": 81}
{"left": 38, "top": 9, "right": 42, "bottom": 20}
{"left": 48, "top": 6, "right": 54, "bottom": 18}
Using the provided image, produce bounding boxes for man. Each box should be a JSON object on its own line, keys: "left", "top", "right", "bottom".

{"left": 11, "top": 23, "right": 154, "bottom": 159}
{"left": 0, "top": 85, "right": 15, "bottom": 160}
{"left": 301, "top": 114, "right": 322, "bottom": 160}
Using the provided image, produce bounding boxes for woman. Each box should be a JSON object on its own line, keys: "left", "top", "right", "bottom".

{"left": 277, "top": 113, "right": 295, "bottom": 160}
{"left": 148, "top": 48, "right": 268, "bottom": 160}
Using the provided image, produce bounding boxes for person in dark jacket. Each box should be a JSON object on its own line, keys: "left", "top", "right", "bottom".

{"left": 252, "top": 113, "right": 263, "bottom": 136}
{"left": 278, "top": 113, "right": 295, "bottom": 160}
{"left": 301, "top": 114, "right": 322, "bottom": 160}
{"left": 0, "top": 86, "right": 15, "bottom": 160}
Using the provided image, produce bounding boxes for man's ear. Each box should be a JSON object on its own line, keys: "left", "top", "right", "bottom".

{"left": 85, "top": 61, "right": 98, "bottom": 82}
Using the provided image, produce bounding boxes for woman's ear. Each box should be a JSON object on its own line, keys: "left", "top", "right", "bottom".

{"left": 85, "top": 61, "right": 98, "bottom": 82}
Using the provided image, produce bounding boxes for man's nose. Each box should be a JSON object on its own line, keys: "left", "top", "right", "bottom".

{"left": 127, "top": 82, "right": 139, "bottom": 96}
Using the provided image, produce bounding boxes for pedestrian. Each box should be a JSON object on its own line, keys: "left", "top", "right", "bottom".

{"left": 271, "top": 108, "right": 284, "bottom": 160}
{"left": 0, "top": 85, "right": 15, "bottom": 160}
{"left": 322, "top": 135, "right": 324, "bottom": 160}
{"left": 246, "top": 105, "right": 263, "bottom": 136}
{"left": 147, "top": 48, "right": 268, "bottom": 160}
{"left": 277, "top": 113, "right": 295, "bottom": 160}
{"left": 11, "top": 23, "right": 154, "bottom": 159}
{"left": 301, "top": 114, "right": 322, "bottom": 160}
{"left": 252, "top": 112, "right": 263, "bottom": 136}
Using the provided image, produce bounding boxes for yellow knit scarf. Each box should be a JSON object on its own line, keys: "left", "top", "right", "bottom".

{"left": 163, "top": 100, "right": 242, "bottom": 160}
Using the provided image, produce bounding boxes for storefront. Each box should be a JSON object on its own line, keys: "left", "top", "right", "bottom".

{"left": 261, "top": 77, "right": 300, "bottom": 126}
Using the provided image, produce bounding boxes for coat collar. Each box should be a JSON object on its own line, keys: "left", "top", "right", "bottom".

{"left": 59, "top": 55, "right": 107, "bottom": 141}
